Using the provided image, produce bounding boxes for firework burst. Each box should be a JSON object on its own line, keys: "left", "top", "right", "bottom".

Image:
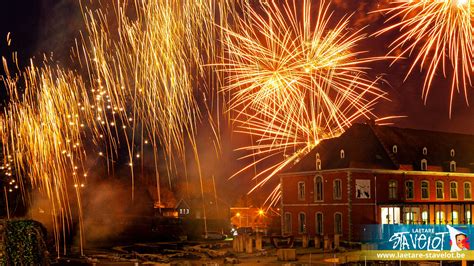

{"left": 376, "top": 0, "right": 473, "bottom": 115}
{"left": 221, "top": 0, "right": 389, "bottom": 194}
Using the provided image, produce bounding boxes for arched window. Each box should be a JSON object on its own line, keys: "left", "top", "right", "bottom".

{"left": 436, "top": 181, "right": 444, "bottom": 199}
{"left": 388, "top": 180, "right": 398, "bottom": 199}
{"left": 315, "top": 212, "right": 323, "bottom": 235}
{"left": 450, "top": 161, "right": 456, "bottom": 172}
{"left": 315, "top": 153, "right": 321, "bottom": 170}
{"left": 340, "top": 149, "right": 345, "bottom": 159}
{"left": 421, "top": 159, "right": 428, "bottom": 171}
{"left": 464, "top": 182, "right": 472, "bottom": 199}
{"left": 392, "top": 145, "right": 398, "bottom": 154}
{"left": 298, "top": 181, "right": 305, "bottom": 200}
{"left": 334, "top": 213, "right": 343, "bottom": 235}
{"left": 421, "top": 180, "right": 429, "bottom": 199}
{"left": 298, "top": 212, "right": 306, "bottom": 234}
{"left": 450, "top": 149, "right": 455, "bottom": 157}
{"left": 315, "top": 176, "right": 323, "bottom": 201}
{"left": 450, "top": 181, "right": 458, "bottom": 199}
{"left": 423, "top": 147, "right": 428, "bottom": 155}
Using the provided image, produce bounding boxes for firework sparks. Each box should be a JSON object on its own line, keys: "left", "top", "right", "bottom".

{"left": 0, "top": 60, "right": 92, "bottom": 255}
{"left": 376, "top": 0, "right": 473, "bottom": 115}
{"left": 221, "top": 0, "right": 389, "bottom": 195}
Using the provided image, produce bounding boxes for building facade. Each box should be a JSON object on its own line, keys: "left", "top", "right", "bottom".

{"left": 280, "top": 122, "right": 474, "bottom": 242}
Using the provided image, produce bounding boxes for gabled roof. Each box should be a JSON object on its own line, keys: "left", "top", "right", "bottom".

{"left": 286, "top": 123, "right": 474, "bottom": 173}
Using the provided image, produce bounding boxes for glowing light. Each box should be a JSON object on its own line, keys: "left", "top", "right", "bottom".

{"left": 222, "top": 0, "right": 389, "bottom": 195}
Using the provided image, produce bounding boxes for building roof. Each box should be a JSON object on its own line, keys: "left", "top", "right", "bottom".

{"left": 287, "top": 122, "right": 474, "bottom": 173}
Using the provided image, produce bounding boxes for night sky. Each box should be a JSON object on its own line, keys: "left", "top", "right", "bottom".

{"left": 0, "top": 0, "right": 473, "bottom": 202}
{"left": 1, "top": 0, "right": 473, "bottom": 134}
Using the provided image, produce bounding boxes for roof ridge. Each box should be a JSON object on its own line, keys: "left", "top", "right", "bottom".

{"left": 368, "top": 123, "right": 399, "bottom": 168}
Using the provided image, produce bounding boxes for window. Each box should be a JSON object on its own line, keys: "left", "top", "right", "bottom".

{"left": 316, "top": 159, "right": 322, "bottom": 170}
{"left": 450, "top": 161, "right": 456, "bottom": 172}
{"left": 284, "top": 212, "right": 292, "bottom": 234}
{"left": 298, "top": 182, "right": 305, "bottom": 200}
{"left": 422, "top": 211, "right": 428, "bottom": 224}
{"left": 450, "top": 149, "right": 455, "bottom": 157}
{"left": 315, "top": 176, "right": 323, "bottom": 201}
{"left": 421, "top": 181, "right": 429, "bottom": 199}
{"left": 334, "top": 213, "right": 343, "bottom": 235}
{"left": 466, "top": 210, "right": 471, "bottom": 224}
{"left": 436, "top": 181, "right": 444, "bottom": 199}
{"left": 381, "top": 207, "right": 400, "bottom": 224}
{"left": 388, "top": 180, "right": 398, "bottom": 199}
{"left": 436, "top": 211, "right": 445, "bottom": 224}
{"left": 464, "top": 182, "right": 472, "bottom": 199}
{"left": 450, "top": 182, "right": 458, "bottom": 199}
{"left": 423, "top": 147, "right": 428, "bottom": 155}
{"left": 340, "top": 149, "right": 345, "bottom": 159}
{"left": 392, "top": 145, "right": 398, "bottom": 154}
{"left": 452, "top": 211, "right": 459, "bottom": 224}
{"left": 421, "top": 159, "right": 428, "bottom": 171}
{"left": 405, "top": 180, "right": 414, "bottom": 199}
{"left": 316, "top": 153, "right": 321, "bottom": 170}
{"left": 333, "top": 179, "right": 342, "bottom": 200}
{"left": 315, "top": 212, "right": 323, "bottom": 235}
{"left": 405, "top": 212, "right": 415, "bottom": 224}
{"left": 298, "top": 212, "right": 306, "bottom": 233}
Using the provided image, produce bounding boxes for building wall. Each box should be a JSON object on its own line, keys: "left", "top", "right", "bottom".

{"left": 281, "top": 169, "right": 474, "bottom": 242}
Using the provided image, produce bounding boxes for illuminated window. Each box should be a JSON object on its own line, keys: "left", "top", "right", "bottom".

{"left": 422, "top": 211, "right": 428, "bottom": 224}
{"left": 421, "top": 181, "right": 429, "bottom": 199}
{"left": 436, "top": 181, "right": 444, "bottom": 199}
{"left": 298, "top": 212, "right": 306, "bottom": 234}
{"left": 315, "top": 212, "right": 323, "bottom": 235}
{"left": 333, "top": 179, "right": 342, "bottom": 200}
{"left": 298, "top": 181, "right": 305, "bottom": 201}
{"left": 436, "top": 211, "right": 445, "bottom": 224}
{"left": 340, "top": 149, "right": 345, "bottom": 159}
{"left": 423, "top": 147, "right": 428, "bottom": 155}
{"left": 466, "top": 210, "right": 471, "bottom": 224}
{"left": 388, "top": 180, "right": 397, "bottom": 199}
{"left": 315, "top": 176, "right": 323, "bottom": 201}
{"left": 452, "top": 211, "right": 459, "bottom": 224}
{"left": 392, "top": 145, "right": 398, "bottom": 154}
{"left": 450, "top": 182, "right": 458, "bottom": 199}
{"left": 450, "top": 149, "right": 455, "bottom": 157}
{"left": 464, "top": 182, "right": 472, "bottom": 199}
{"left": 405, "top": 180, "right": 414, "bottom": 199}
{"left": 334, "top": 213, "right": 342, "bottom": 235}
{"left": 405, "top": 212, "right": 415, "bottom": 224}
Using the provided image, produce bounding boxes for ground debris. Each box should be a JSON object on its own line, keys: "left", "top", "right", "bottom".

{"left": 183, "top": 244, "right": 230, "bottom": 258}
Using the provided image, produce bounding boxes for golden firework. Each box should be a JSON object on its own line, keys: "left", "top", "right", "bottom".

{"left": 377, "top": 0, "right": 473, "bottom": 115}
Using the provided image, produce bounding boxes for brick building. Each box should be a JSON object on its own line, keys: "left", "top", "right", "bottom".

{"left": 280, "top": 122, "right": 474, "bottom": 242}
